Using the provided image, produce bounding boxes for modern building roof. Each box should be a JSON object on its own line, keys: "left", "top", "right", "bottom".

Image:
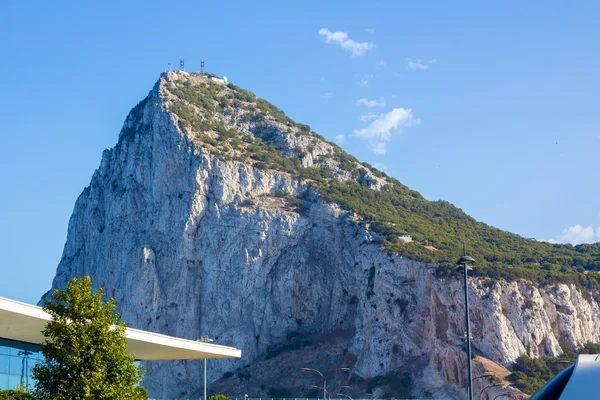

{"left": 0, "top": 296, "right": 241, "bottom": 361}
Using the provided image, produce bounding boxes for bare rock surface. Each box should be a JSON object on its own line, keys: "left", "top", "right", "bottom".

{"left": 46, "top": 74, "right": 600, "bottom": 399}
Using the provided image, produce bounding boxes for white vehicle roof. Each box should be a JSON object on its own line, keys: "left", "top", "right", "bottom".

{"left": 532, "top": 354, "right": 600, "bottom": 399}
{"left": 558, "top": 354, "right": 600, "bottom": 399}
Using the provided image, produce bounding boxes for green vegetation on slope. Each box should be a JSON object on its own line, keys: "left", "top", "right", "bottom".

{"left": 312, "top": 178, "right": 600, "bottom": 288}
{"left": 509, "top": 342, "right": 600, "bottom": 394}
{"left": 164, "top": 73, "right": 600, "bottom": 289}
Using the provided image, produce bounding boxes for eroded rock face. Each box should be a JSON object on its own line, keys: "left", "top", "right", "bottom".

{"left": 46, "top": 76, "right": 600, "bottom": 399}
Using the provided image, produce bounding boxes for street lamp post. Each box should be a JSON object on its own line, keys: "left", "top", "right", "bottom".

{"left": 477, "top": 383, "right": 502, "bottom": 400}
{"left": 457, "top": 246, "right": 475, "bottom": 400}
{"left": 198, "top": 336, "right": 214, "bottom": 400}
{"left": 302, "top": 368, "right": 326, "bottom": 400}
{"left": 311, "top": 385, "right": 328, "bottom": 400}
{"left": 335, "top": 384, "right": 352, "bottom": 400}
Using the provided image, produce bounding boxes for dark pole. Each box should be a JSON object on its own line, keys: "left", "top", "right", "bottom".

{"left": 476, "top": 383, "right": 502, "bottom": 400}
{"left": 464, "top": 264, "right": 473, "bottom": 400}
{"left": 457, "top": 245, "right": 475, "bottom": 400}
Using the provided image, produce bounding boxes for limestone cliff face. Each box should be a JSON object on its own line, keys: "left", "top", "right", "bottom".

{"left": 47, "top": 74, "right": 600, "bottom": 399}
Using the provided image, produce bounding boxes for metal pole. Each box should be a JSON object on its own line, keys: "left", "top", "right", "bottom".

{"left": 302, "top": 368, "right": 326, "bottom": 400}
{"left": 204, "top": 358, "right": 207, "bottom": 400}
{"left": 464, "top": 264, "right": 473, "bottom": 400}
{"left": 477, "top": 383, "right": 502, "bottom": 400}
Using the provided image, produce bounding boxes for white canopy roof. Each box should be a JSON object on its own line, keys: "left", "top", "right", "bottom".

{"left": 557, "top": 354, "right": 600, "bottom": 399}
{"left": 0, "top": 296, "right": 241, "bottom": 361}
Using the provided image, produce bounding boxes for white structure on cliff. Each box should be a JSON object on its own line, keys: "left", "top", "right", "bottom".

{"left": 210, "top": 76, "right": 228, "bottom": 84}
{"left": 398, "top": 234, "right": 413, "bottom": 243}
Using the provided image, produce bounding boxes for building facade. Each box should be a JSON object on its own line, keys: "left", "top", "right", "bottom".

{"left": 0, "top": 296, "right": 242, "bottom": 393}
{"left": 0, "top": 338, "right": 41, "bottom": 391}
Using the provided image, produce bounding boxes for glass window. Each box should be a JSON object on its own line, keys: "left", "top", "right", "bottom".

{"left": 0, "top": 342, "right": 11, "bottom": 356}
{"left": 8, "top": 374, "right": 22, "bottom": 390}
{"left": 0, "top": 373, "right": 8, "bottom": 390}
{"left": 0, "top": 338, "right": 43, "bottom": 391}
{"left": 0, "top": 354, "right": 9, "bottom": 374}
{"left": 8, "top": 342, "right": 24, "bottom": 356}
{"left": 9, "top": 356, "right": 23, "bottom": 376}
{"left": 28, "top": 358, "right": 39, "bottom": 374}
{"left": 27, "top": 376, "right": 37, "bottom": 392}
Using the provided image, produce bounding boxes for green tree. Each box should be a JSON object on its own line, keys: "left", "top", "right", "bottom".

{"left": 32, "top": 276, "right": 147, "bottom": 400}
{"left": 0, "top": 389, "right": 34, "bottom": 399}
{"left": 208, "top": 395, "right": 229, "bottom": 400}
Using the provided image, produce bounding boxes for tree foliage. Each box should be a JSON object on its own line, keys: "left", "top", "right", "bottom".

{"left": 208, "top": 395, "right": 229, "bottom": 400}
{"left": 311, "top": 178, "right": 600, "bottom": 289}
{"left": 0, "top": 390, "right": 34, "bottom": 400}
{"left": 32, "top": 276, "right": 146, "bottom": 400}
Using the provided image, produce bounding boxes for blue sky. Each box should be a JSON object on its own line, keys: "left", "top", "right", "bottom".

{"left": 1, "top": 1, "right": 599, "bottom": 303}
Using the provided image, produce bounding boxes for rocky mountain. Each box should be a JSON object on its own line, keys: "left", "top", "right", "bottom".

{"left": 46, "top": 71, "right": 600, "bottom": 399}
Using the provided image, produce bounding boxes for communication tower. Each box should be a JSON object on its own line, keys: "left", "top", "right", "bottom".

{"left": 200, "top": 61, "right": 205, "bottom": 73}
{"left": 180, "top": 59, "right": 185, "bottom": 71}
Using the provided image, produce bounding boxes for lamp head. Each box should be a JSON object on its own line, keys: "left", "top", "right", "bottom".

{"left": 457, "top": 243, "right": 475, "bottom": 267}
{"left": 457, "top": 255, "right": 475, "bottom": 265}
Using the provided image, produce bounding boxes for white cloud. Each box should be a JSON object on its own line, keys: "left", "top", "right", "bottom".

{"left": 366, "top": 28, "right": 375, "bottom": 33}
{"left": 406, "top": 58, "right": 437, "bottom": 70}
{"left": 359, "top": 79, "right": 369, "bottom": 87}
{"left": 354, "top": 108, "right": 419, "bottom": 154}
{"left": 356, "top": 97, "right": 386, "bottom": 108}
{"left": 318, "top": 28, "right": 375, "bottom": 57}
{"left": 360, "top": 112, "right": 378, "bottom": 122}
{"left": 545, "top": 225, "right": 600, "bottom": 245}
{"left": 373, "top": 162, "right": 388, "bottom": 171}
{"left": 371, "top": 142, "right": 387, "bottom": 155}
{"left": 376, "top": 60, "right": 386, "bottom": 68}
{"left": 320, "top": 92, "right": 334, "bottom": 100}
{"left": 335, "top": 134, "right": 346, "bottom": 144}
{"left": 406, "top": 58, "right": 428, "bottom": 70}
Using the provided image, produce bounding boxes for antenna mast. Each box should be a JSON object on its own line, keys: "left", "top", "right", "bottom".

{"left": 180, "top": 59, "right": 185, "bottom": 71}
{"left": 200, "top": 60, "right": 205, "bottom": 73}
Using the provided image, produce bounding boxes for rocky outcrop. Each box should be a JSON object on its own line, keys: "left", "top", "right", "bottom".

{"left": 46, "top": 74, "right": 600, "bottom": 399}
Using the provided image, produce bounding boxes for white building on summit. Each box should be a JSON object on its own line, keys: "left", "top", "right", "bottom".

{"left": 210, "top": 76, "right": 228, "bottom": 84}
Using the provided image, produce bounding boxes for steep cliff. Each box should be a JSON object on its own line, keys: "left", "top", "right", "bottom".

{"left": 46, "top": 72, "right": 600, "bottom": 399}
